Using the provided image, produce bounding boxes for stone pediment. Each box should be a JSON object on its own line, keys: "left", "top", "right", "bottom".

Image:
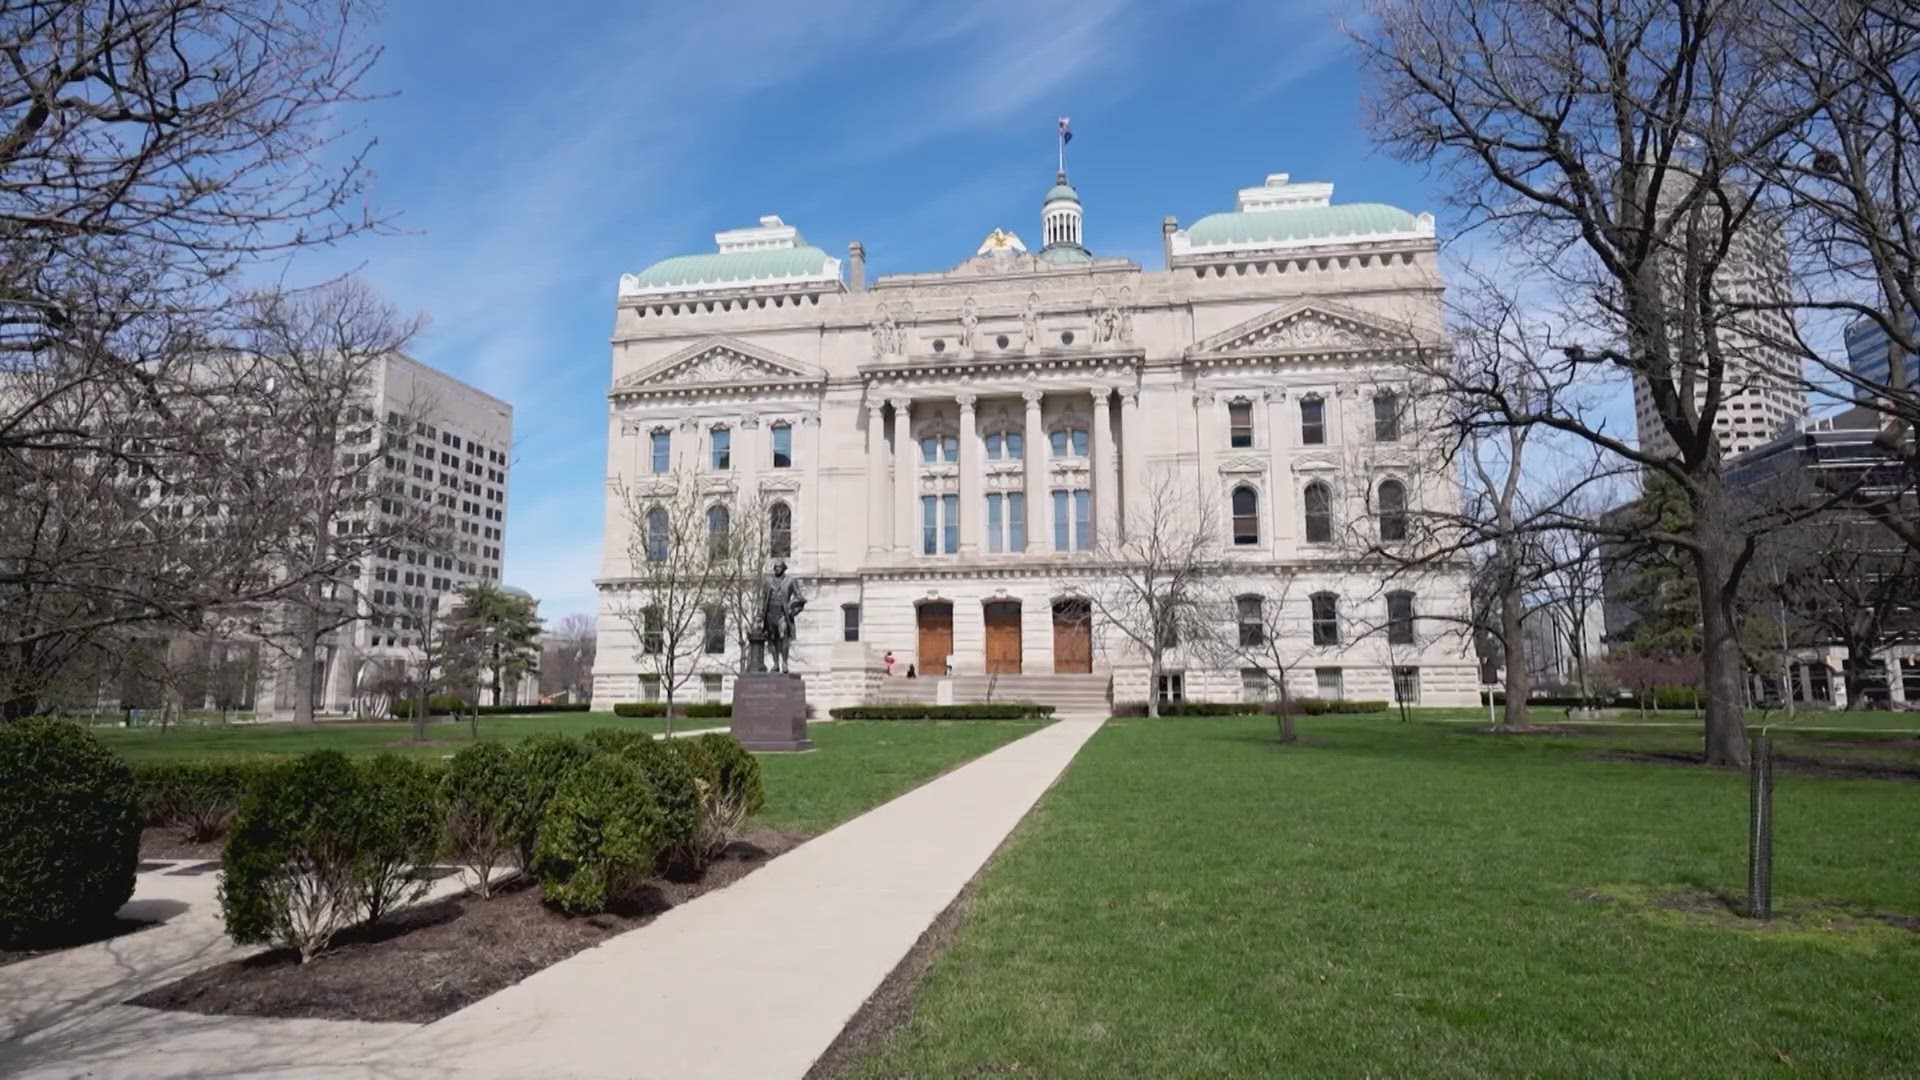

{"left": 613, "top": 337, "right": 825, "bottom": 392}
{"left": 1189, "top": 300, "right": 1420, "bottom": 358}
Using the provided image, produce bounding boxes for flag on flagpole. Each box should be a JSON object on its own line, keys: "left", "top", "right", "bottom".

{"left": 1058, "top": 116, "right": 1073, "bottom": 145}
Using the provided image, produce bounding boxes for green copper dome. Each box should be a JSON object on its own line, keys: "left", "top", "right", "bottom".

{"left": 1185, "top": 203, "right": 1420, "bottom": 247}
{"left": 1044, "top": 182, "right": 1080, "bottom": 204}
{"left": 1037, "top": 245, "right": 1092, "bottom": 264}
{"left": 627, "top": 246, "right": 838, "bottom": 291}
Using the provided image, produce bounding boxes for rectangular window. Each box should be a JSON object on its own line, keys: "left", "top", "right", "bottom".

{"left": 710, "top": 429, "right": 731, "bottom": 470}
{"left": 1007, "top": 492, "right": 1025, "bottom": 552}
{"left": 641, "top": 675, "right": 660, "bottom": 703}
{"left": 986, "top": 493, "right": 1004, "bottom": 554}
{"left": 702, "top": 674, "right": 724, "bottom": 703}
{"left": 922, "top": 495, "right": 938, "bottom": 556}
{"left": 1053, "top": 490, "right": 1070, "bottom": 551}
{"left": 1375, "top": 393, "right": 1401, "bottom": 442}
{"left": 1387, "top": 593, "right": 1416, "bottom": 645}
{"left": 1315, "top": 667, "right": 1343, "bottom": 699}
{"left": 1301, "top": 398, "right": 1326, "bottom": 445}
{"left": 1311, "top": 594, "right": 1340, "bottom": 646}
{"left": 1242, "top": 669, "right": 1272, "bottom": 701}
{"left": 942, "top": 493, "right": 959, "bottom": 554}
{"left": 1392, "top": 666, "right": 1421, "bottom": 705}
{"left": 1229, "top": 400, "right": 1254, "bottom": 448}
{"left": 704, "top": 608, "right": 726, "bottom": 654}
{"left": 1156, "top": 672, "right": 1185, "bottom": 704}
{"left": 1073, "top": 489, "right": 1092, "bottom": 550}
{"left": 842, "top": 603, "right": 861, "bottom": 643}
{"left": 771, "top": 424, "right": 793, "bottom": 468}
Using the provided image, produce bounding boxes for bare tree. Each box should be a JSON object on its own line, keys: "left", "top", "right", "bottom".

{"left": 1533, "top": 520, "right": 1611, "bottom": 708}
{"left": 240, "top": 280, "right": 432, "bottom": 725}
{"left": 1204, "top": 576, "right": 1308, "bottom": 742}
{"left": 1068, "top": 467, "right": 1221, "bottom": 718}
{"left": 1355, "top": 0, "right": 1840, "bottom": 764}
{"left": 1762, "top": 503, "right": 1920, "bottom": 708}
{"left": 613, "top": 471, "right": 730, "bottom": 734}
{"left": 542, "top": 613, "right": 599, "bottom": 702}
{"left": 0, "top": 1, "right": 390, "bottom": 720}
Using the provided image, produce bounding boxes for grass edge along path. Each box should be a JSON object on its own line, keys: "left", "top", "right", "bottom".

{"left": 840, "top": 715, "right": 1920, "bottom": 1079}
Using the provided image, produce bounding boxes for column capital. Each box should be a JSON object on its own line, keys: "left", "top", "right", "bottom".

{"left": 1022, "top": 388, "right": 1045, "bottom": 407}
{"left": 1260, "top": 387, "right": 1284, "bottom": 403}
{"left": 1089, "top": 386, "right": 1113, "bottom": 404}
{"left": 888, "top": 396, "right": 913, "bottom": 412}
{"left": 800, "top": 410, "right": 822, "bottom": 427}
{"left": 738, "top": 411, "right": 761, "bottom": 429}
{"left": 1193, "top": 389, "right": 1217, "bottom": 407}
{"left": 865, "top": 398, "right": 885, "bottom": 416}
{"left": 1119, "top": 388, "right": 1140, "bottom": 408}
{"left": 956, "top": 392, "right": 978, "bottom": 412}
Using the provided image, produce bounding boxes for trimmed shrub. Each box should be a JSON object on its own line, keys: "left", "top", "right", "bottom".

{"left": 390, "top": 694, "right": 471, "bottom": 719}
{"left": 0, "top": 719, "right": 143, "bottom": 948}
{"left": 133, "top": 758, "right": 284, "bottom": 841}
{"left": 443, "top": 742, "right": 518, "bottom": 897}
{"left": 693, "top": 733, "right": 765, "bottom": 816}
{"left": 506, "top": 734, "right": 596, "bottom": 867}
{"left": 533, "top": 756, "right": 666, "bottom": 915}
{"left": 357, "top": 755, "right": 443, "bottom": 923}
{"left": 582, "top": 726, "right": 656, "bottom": 755}
{"left": 611, "top": 737, "right": 700, "bottom": 869}
{"left": 828, "top": 703, "right": 1056, "bottom": 720}
{"left": 220, "top": 751, "right": 368, "bottom": 962}
{"left": 612, "top": 702, "right": 732, "bottom": 719}
{"left": 1480, "top": 692, "right": 1614, "bottom": 709}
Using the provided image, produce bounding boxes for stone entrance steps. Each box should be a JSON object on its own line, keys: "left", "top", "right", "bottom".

{"left": 872, "top": 672, "right": 1112, "bottom": 718}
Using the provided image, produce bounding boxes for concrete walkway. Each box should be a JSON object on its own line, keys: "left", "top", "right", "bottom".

{"left": 395, "top": 714, "right": 1106, "bottom": 1080}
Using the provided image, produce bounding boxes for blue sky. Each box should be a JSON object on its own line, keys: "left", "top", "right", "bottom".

{"left": 310, "top": 0, "right": 1449, "bottom": 622}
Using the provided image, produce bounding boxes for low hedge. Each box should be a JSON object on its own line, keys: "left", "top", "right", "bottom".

{"left": 390, "top": 694, "right": 470, "bottom": 718}
{"left": 1114, "top": 699, "right": 1393, "bottom": 717}
{"left": 1480, "top": 692, "right": 1614, "bottom": 709}
{"left": 612, "top": 702, "right": 732, "bottom": 719}
{"left": 828, "top": 703, "right": 1056, "bottom": 720}
{"left": 133, "top": 758, "right": 285, "bottom": 838}
{"left": 1, "top": 719, "right": 143, "bottom": 947}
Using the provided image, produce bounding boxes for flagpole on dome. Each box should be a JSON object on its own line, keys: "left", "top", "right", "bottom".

{"left": 1057, "top": 116, "right": 1072, "bottom": 179}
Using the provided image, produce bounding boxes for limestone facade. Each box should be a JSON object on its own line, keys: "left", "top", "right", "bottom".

{"left": 591, "top": 172, "right": 1479, "bottom": 709}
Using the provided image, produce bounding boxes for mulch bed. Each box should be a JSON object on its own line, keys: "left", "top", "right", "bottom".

{"left": 0, "top": 917, "right": 161, "bottom": 969}
{"left": 141, "top": 826, "right": 224, "bottom": 861}
{"left": 1593, "top": 748, "right": 1920, "bottom": 782}
{"left": 129, "top": 828, "right": 808, "bottom": 1024}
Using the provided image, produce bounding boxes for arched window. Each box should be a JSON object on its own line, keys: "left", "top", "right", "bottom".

{"left": 1377, "top": 479, "right": 1408, "bottom": 542}
{"left": 1236, "top": 595, "right": 1265, "bottom": 647}
{"left": 984, "top": 430, "right": 1024, "bottom": 461}
{"left": 920, "top": 434, "right": 959, "bottom": 463}
{"left": 1310, "top": 592, "right": 1341, "bottom": 646}
{"left": 1231, "top": 485, "right": 1260, "bottom": 545}
{"left": 1303, "top": 482, "right": 1333, "bottom": 544}
{"left": 706, "top": 504, "right": 730, "bottom": 559}
{"left": 1386, "top": 591, "right": 1416, "bottom": 645}
{"left": 769, "top": 500, "right": 793, "bottom": 558}
{"left": 1049, "top": 427, "right": 1089, "bottom": 458}
{"left": 645, "top": 506, "right": 668, "bottom": 562}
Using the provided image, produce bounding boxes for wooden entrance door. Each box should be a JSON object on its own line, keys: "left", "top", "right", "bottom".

{"left": 917, "top": 602, "right": 954, "bottom": 676}
{"left": 1053, "top": 599, "right": 1092, "bottom": 674}
{"left": 983, "top": 601, "right": 1022, "bottom": 674}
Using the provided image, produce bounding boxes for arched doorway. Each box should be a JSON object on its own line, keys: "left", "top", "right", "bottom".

{"left": 984, "top": 601, "right": 1022, "bottom": 674}
{"left": 1052, "top": 599, "right": 1092, "bottom": 674}
{"left": 917, "top": 602, "right": 954, "bottom": 676}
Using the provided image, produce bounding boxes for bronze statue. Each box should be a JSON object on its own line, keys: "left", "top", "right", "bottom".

{"left": 759, "top": 560, "right": 806, "bottom": 674}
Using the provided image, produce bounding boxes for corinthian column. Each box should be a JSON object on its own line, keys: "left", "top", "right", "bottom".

{"left": 957, "top": 393, "right": 980, "bottom": 555}
{"left": 1023, "top": 389, "right": 1046, "bottom": 552}
{"left": 892, "top": 398, "right": 916, "bottom": 555}
{"left": 1090, "top": 387, "right": 1116, "bottom": 545}
{"left": 866, "top": 401, "right": 887, "bottom": 554}
{"left": 1119, "top": 388, "right": 1142, "bottom": 539}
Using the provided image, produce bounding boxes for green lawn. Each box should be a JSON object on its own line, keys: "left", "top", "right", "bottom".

{"left": 846, "top": 716, "right": 1920, "bottom": 1078}
{"left": 755, "top": 720, "right": 1048, "bottom": 834}
{"left": 97, "top": 711, "right": 703, "bottom": 762}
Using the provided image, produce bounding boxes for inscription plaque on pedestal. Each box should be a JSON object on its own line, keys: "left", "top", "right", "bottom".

{"left": 731, "top": 672, "right": 812, "bottom": 752}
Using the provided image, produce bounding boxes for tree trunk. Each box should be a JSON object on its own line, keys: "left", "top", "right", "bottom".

{"left": 664, "top": 686, "right": 675, "bottom": 737}
{"left": 1692, "top": 538, "right": 1751, "bottom": 768}
{"left": 1146, "top": 654, "right": 1162, "bottom": 719}
{"left": 1500, "top": 584, "right": 1531, "bottom": 729}
{"left": 291, "top": 619, "right": 319, "bottom": 727}
{"left": 1276, "top": 681, "right": 1297, "bottom": 744}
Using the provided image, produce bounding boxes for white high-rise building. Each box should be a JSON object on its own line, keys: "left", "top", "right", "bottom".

{"left": 257, "top": 353, "right": 515, "bottom": 717}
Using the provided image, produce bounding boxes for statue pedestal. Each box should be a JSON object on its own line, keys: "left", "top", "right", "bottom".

{"left": 731, "top": 673, "right": 812, "bottom": 752}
